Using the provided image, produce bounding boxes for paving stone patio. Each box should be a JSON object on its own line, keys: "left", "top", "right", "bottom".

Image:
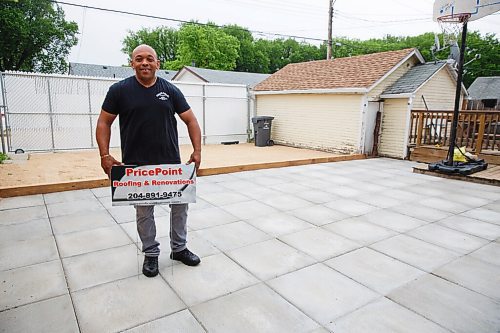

{"left": 1, "top": 158, "right": 500, "bottom": 332}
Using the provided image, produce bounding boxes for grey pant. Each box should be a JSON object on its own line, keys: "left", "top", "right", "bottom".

{"left": 135, "top": 204, "right": 188, "bottom": 257}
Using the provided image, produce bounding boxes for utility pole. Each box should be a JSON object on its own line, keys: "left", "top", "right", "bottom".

{"left": 327, "top": 0, "right": 334, "bottom": 59}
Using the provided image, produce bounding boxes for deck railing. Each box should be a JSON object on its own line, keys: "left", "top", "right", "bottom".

{"left": 409, "top": 110, "right": 500, "bottom": 154}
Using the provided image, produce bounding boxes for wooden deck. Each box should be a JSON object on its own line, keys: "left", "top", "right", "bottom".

{"left": 410, "top": 145, "right": 500, "bottom": 165}
{"left": 413, "top": 163, "right": 500, "bottom": 187}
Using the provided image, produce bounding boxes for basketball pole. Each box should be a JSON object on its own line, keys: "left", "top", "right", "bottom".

{"left": 445, "top": 19, "right": 468, "bottom": 166}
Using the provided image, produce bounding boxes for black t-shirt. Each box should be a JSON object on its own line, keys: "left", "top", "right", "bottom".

{"left": 102, "top": 76, "right": 190, "bottom": 165}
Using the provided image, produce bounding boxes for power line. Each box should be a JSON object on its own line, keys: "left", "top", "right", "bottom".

{"left": 52, "top": 0, "right": 470, "bottom": 56}
{"left": 334, "top": 10, "right": 430, "bottom": 23}
{"left": 52, "top": 1, "right": 327, "bottom": 42}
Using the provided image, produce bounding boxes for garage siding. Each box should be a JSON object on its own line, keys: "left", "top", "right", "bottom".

{"left": 378, "top": 98, "right": 409, "bottom": 158}
{"left": 412, "top": 68, "right": 460, "bottom": 110}
{"left": 256, "top": 94, "right": 363, "bottom": 154}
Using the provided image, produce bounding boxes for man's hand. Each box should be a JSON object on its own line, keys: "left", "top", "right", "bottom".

{"left": 101, "top": 154, "right": 122, "bottom": 176}
{"left": 187, "top": 151, "right": 201, "bottom": 171}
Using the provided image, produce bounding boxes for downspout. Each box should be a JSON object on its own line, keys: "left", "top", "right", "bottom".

{"left": 403, "top": 95, "right": 415, "bottom": 159}
{"left": 359, "top": 95, "right": 368, "bottom": 154}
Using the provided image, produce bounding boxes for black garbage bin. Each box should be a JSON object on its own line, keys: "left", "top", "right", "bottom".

{"left": 252, "top": 116, "right": 274, "bottom": 147}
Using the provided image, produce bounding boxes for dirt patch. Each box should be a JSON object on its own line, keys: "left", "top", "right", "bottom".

{"left": 0, "top": 143, "right": 360, "bottom": 191}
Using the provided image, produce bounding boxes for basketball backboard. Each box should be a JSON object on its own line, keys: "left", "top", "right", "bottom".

{"left": 433, "top": 0, "right": 500, "bottom": 21}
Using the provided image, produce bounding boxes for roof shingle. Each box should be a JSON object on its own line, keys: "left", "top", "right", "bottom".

{"left": 467, "top": 77, "right": 500, "bottom": 100}
{"left": 382, "top": 61, "right": 448, "bottom": 95}
{"left": 254, "top": 48, "right": 417, "bottom": 91}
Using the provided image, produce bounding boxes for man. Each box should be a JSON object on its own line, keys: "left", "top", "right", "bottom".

{"left": 96, "top": 44, "right": 202, "bottom": 278}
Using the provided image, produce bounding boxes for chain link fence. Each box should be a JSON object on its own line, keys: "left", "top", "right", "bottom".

{"left": 0, "top": 72, "right": 250, "bottom": 153}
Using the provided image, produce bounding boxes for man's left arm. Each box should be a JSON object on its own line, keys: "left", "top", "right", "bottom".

{"left": 179, "top": 109, "right": 202, "bottom": 171}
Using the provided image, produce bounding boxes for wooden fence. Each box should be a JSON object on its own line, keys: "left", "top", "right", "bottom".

{"left": 409, "top": 110, "right": 500, "bottom": 154}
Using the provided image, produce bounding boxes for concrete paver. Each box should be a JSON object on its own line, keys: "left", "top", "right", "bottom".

{"left": 55, "top": 225, "right": 132, "bottom": 258}
{"left": 323, "top": 217, "right": 397, "bottom": 245}
{"left": 161, "top": 253, "right": 258, "bottom": 306}
{"left": 433, "top": 256, "right": 500, "bottom": 301}
{"left": 0, "top": 236, "right": 58, "bottom": 270}
{"left": 268, "top": 263, "right": 379, "bottom": 324}
{"left": 279, "top": 227, "right": 360, "bottom": 261}
{"left": 324, "top": 198, "right": 379, "bottom": 216}
{"left": 0, "top": 295, "right": 79, "bottom": 333}
{"left": 370, "top": 234, "right": 460, "bottom": 272}
{"left": 357, "top": 209, "right": 428, "bottom": 232}
{"left": 123, "top": 309, "right": 205, "bottom": 333}
{"left": 44, "top": 189, "right": 96, "bottom": 205}
{"left": 191, "top": 284, "right": 320, "bottom": 333}
{"left": 227, "top": 239, "right": 316, "bottom": 280}
{"left": 187, "top": 207, "right": 240, "bottom": 230}
{"left": 63, "top": 245, "right": 140, "bottom": 291}
{"left": 50, "top": 210, "right": 116, "bottom": 234}
{"left": 0, "top": 260, "right": 67, "bottom": 310}
{"left": 246, "top": 212, "right": 314, "bottom": 236}
{"left": 389, "top": 203, "right": 454, "bottom": 222}
{"left": 0, "top": 194, "right": 44, "bottom": 210}
{"left": 1, "top": 158, "right": 500, "bottom": 332}
{"left": 325, "top": 248, "right": 425, "bottom": 295}
{"left": 289, "top": 205, "right": 349, "bottom": 226}
{"left": 0, "top": 218, "right": 52, "bottom": 242}
{"left": 0, "top": 205, "right": 47, "bottom": 225}
{"left": 389, "top": 274, "right": 500, "bottom": 333}
{"left": 72, "top": 276, "right": 185, "bottom": 333}
{"left": 330, "top": 297, "right": 450, "bottom": 333}
{"left": 46, "top": 199, "right": 104, "bottom": 218}
{"left": 470, "top": 242, "right": 500, "bottom": 266}
{"left": 407, "top": 223, "right": 489, "bottom": 254}
{"left": 461, "top": 207, "right": 500, "bottom": 225}
{"left": 197, "top": 221, "right": 271, "bottom": 251}
{"left": 438, "top": 215, "right": 500, "bottom": 240}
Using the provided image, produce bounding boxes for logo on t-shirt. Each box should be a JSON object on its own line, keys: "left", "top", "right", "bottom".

{"left": 156, "top": 92, "right": 170, "bottom": 101}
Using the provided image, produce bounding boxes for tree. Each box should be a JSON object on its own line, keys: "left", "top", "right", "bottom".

{"left": 122, "top": 27, "right": 179, "bottom": 66}
{"left": 461, "top": 32, "right": 500, "bottom": 87}
{"left": 0, "top": 0, "right": 78, "bottom": 73}
{"left": 221, "top": 24, "right": 269, "bottom": 73}
{"left": 169, "top": 23, "right": 240, "bottom": 71}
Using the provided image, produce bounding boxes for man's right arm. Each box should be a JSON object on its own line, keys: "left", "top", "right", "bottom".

{"left": 96, "top": 110, "right": 121, "bottom": 176}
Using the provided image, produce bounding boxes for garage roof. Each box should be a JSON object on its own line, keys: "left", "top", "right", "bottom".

{"left": 254, "top": 48, "right": 421, "bottom": 92}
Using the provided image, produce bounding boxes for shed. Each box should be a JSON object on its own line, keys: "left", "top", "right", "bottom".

{"left": 172, "top": 66, "right": 270, "bottom": 88}
{"left": 379, "top": 61, "right": 465, "bottom": 158}
{"left": 253, "top": 48, "right": 463, "bottom": 158}
{"left": 466, "top": 76, "right": 500, "bottom": 110}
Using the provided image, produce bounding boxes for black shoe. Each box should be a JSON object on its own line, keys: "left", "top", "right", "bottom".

{"left": 170, "top": 248, "right": 201, "bottom": 266}
{"left": 142, "top": 256, "right": 159, "bottom": 277}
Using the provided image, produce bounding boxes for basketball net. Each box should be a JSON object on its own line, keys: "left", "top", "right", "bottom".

{"left": 437, "top": 13, "right": 470, "bottom": 47}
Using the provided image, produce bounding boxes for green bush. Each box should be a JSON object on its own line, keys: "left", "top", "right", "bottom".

{"left": 0, "top": 153, "right": 9, "bottom": 163}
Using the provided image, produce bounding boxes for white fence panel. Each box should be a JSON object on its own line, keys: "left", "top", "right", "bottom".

{"left": 1, "top": 72, "right": 249, "bottom": 153}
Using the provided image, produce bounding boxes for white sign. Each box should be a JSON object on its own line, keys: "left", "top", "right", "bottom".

{"left": 111, "top": 164, "right": 196, "bottom": 206}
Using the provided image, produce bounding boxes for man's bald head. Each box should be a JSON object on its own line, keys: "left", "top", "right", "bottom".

{"left": 132, "top": 44, "right": 158, "bottom": 59}
{"left": 130, "top": 44, "right": 160, "bottom": 86}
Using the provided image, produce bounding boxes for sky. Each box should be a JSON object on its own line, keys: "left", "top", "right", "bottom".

{"left": 58, "top": 0, "right": 500, "bottom": 67}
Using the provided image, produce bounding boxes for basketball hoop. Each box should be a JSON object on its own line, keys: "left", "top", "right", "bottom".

{"left": 437, "top": 13, "right": 470, "bottom": 47}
